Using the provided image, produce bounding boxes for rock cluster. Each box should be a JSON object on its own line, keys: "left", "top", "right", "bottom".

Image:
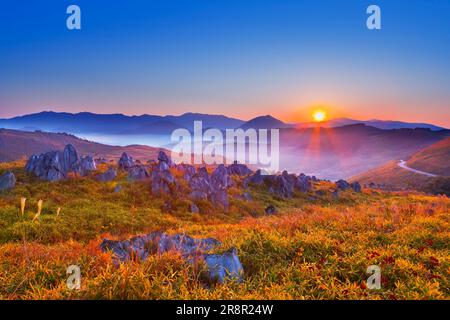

{"left": 150, "top": 153, "right": 177, "bottom": 195}
{"left": 127, "top": 165, "right": 149, "bottom": 181}
{"left": 96, "top": 167, "right": 117, "bottom": 182}
{"left": 0, "top": 171, "right": 16, "bottom": 191}
{"left": 25, "top": 144, "right": 96, "bottom": 181}
{"left": 100, "top": 232, "right": 243, "bottom": 284}
{"left": 227, "top": 161, "right": 253, "bottom": 176}
{"left": 188, "top": 164, "right": 232, "bottom": 209}
{"left": 335, "top": 179, "right": 362, "bottom": 193}
{"left": 244, "top": 170, "right": 313, "bottom": 198}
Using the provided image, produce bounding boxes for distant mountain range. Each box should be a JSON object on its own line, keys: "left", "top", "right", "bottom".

{"left": 0, "top": 112, "right": 446, "bottom": 136}
{"left": 0, "top": 112, "right": 245, "bottom": 134}
{"left": 297, "top": 117, "right": 446, "bottom": 131}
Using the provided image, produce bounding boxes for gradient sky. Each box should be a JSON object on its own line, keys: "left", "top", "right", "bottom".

{"left": 0, "top": 0, "right": 449, "bottom": 126}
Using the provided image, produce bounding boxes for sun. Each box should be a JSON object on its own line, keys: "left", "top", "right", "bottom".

{"left": 312, "top": 110, "right": 326, "bottom": 122}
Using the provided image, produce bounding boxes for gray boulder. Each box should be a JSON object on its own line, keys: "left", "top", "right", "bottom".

{"left": 351, "top": 182, "right": 362, "bottom": 193}
{"left": 190, "top": 203, "right": 200, "bottom": 213}
{"left": 128, "top": 165, "right": 149, "bottom": 181}
{"left": 296, "top": 174, "right": 313, "bottom": 192}
{"left": 118, "top": 152, "right": 134, "bottom": 170}
{"left": 336, "top": 179, "right": 352, "bottom": 191}
{"left": 189, "top": 169, "right": 212, "bottom": 196}
{"left": 96, "top": 168, "right": 117, "bottom": 182}
{"left": 158, "top": 150, "right": 173, "bottom": 167}
{"left": 203, "top": 248, "right": 244, "bottom": 284}
{"left": 62, "top": 144, "right": 80, "bottom": 173}
{"left": 0, "top": 171, "right": 16, "bottom": 191}
{"left": 265, "top": 205, "right": 277, "bottom": 215}
{"left": 80, "top": 156, "right": 97, "bottom": 176}
{"left": 211, "top": 164, "right": 232, "bottom": 190}
{"left": 150, "top": 162, "right": 177, "bottom": 195}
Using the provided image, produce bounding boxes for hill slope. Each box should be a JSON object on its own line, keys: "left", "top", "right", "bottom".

{"left": 350, "top": 138, "right": 450, "bottom": 192}
{"left": 406, "top": 137, "right": 450, "bottom": 176}
{"left": 0, "top": 128, "right": 161, "bottom": 162}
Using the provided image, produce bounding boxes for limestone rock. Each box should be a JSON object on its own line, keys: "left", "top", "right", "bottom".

{"left": 0, "top": 171, "right": 16, "bottom": 191}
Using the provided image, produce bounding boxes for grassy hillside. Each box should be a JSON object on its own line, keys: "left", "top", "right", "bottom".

{"left": 350, "top": 161, "right": 434, "bottom": 190}
{"left": 0, "top": 129, "right": 162, "bottom": 162}
{"left": 407, "top": 138, "right": 450, "bottom": 176}
{"left": 0, "top": 161, "right": 448, "bottom": 300}
{"left": 350, "top": 139, "right": 450, "bottom": 195}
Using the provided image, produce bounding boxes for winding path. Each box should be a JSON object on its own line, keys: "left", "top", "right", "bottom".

{"left": 398, "top": 160, "right": 437, "bottom": 177}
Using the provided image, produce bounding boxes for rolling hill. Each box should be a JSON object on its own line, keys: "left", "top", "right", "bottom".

{"left": 0, "top": 128, "right": 162, "bottom": 162}
{"left": 239, "top": 115, "right": 292, "bottom": 130}
{"left": 350, "top": 138, "right": 450, "bottom": 192}
{"left": 406, "top": 137, "right": 450, "bottom": 176}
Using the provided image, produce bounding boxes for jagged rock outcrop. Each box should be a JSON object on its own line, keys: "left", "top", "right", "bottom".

{"left": 158, "top": 150, "right": 173, "bottom": 167}
{"left": 244, "top": 170, "right": 313, "bottom": 198}
{"left": 188, "top": 166, "right": 230, "bottom": 209}
{"left": 80, "top": 156, "right": 97, "bottom": 176}
{"left": 128, "top": 165, "right": 149, "bottom": 181}
{"left": 118, "top": 152, "right": 134, "bottom": 171}
{"left": 296, "top": 173, "right": 313, "bottom": 193}
{"left": 227, "top": 161, "right": 253, "bottom": 176}
{"left": 0, "top": 171, "right": 16, "bottom": 191}
{"left": 176, "top": 164, "right": 197, "bottom": 181}
{"left": 244, "top": 169, "right": 265, "bottom": 186}
{"left": 25, "top": 144, "right": 96, "bottom": 181}
{"left": 188, "top": 168, "right": 212, "bottom": 201}
{"left": 336, "top": 179, "right": 351, "bottom": 191}
{"left": 100, "top": 232, "right": 243, "bottom": 284}
{"left": 96, "top": 168, "right": 117, "bottom": 182}
{"left": 150, "top": 156, "right": 177, "bottom": 195}
{"left": 211, "top": 164, "right": 232, "bottom": 190}
{"left": 336, "top": 179, "right": 362, "bottom": 193}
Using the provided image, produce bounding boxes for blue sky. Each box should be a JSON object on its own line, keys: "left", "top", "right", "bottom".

{"left": 0, "top": 0, "right": 449, "bottom": 126}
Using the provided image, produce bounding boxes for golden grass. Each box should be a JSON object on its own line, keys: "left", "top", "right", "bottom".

{"left": 0, "top": 161, "right": 448, "bottom": 300}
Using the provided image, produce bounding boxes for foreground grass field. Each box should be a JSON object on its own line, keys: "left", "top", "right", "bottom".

{"left": 0, "top": 161, "right": 449, "bottom": 300}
